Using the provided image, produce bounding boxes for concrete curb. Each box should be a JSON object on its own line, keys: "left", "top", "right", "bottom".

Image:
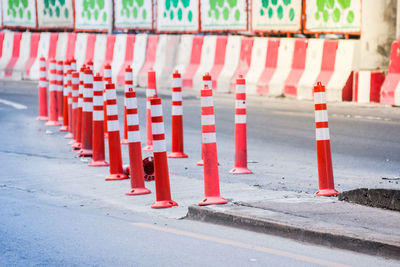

{"left": 187, "top": 204, "right": 400, "bottom": 260}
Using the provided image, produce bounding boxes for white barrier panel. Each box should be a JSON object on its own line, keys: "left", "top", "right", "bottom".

{"left": 297, "top": 39, "right": 324, "bottom": 100}
{"left": 306, "top": 0, "right": 361, "bottom": 33}
{"left": 12, "top": 32, "right": 31, "bottom": 80}
{"left": 111, "top": 34, "right": 127, "bottom": 82}
{"left": 193, "top": 35, "right": 217, "bottom": 91}
{"left": 2, "top": 1, "right": 36, "bottom": 27}
{"left": 0, "top": 31, "right": 15, "bottom": 72}
{"left": 173, "top": 35, "right": 194, "bottom": 75}
{"left": 93, "top": 34, "right": 107, "bottom": 74}
{"left": 217, "top": 35, "right": 242, "bottom": 92}
{"left": 37, "top": 0, "right": 74, "bottom": 29}
{"left": 246, "top": 37, "right": 268, "bottom": 94}
{"left": 252, "top": 0, "right": 302, "bottom": 32}
{"left": 75, "top": 0, "right": 113, "bottom": 32}
{"left": 268, "top": 38, "right": 296, "bottom": 96}
{"left": 157, "top": 1, "right": 199, "bottom": 32}
{"left": 75, "top": 33, "right": 88, "bottom": 70}
{"left": 201, "top": 0, "right": 247, "bottom": 31}
{"left": 132, "top": 34, "right": 148, "bottom": 86}
{"left": 55, "top": 32, "right": 68, "bottom": 61}
{"left": 114, "top": 1, "right": 152, "bottom": 30}
{"left": 153, "top": 35, "right": 179, "bottom": 89}
{"left": 30, "top": 32, "right": 51, "bottom": 80}
{"left": 326, "top": 40, "right": 359, "bottom": 102}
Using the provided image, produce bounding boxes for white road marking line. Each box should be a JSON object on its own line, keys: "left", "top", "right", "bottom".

{"left": 0, "top": 98, "right": 27, "bottom": 110}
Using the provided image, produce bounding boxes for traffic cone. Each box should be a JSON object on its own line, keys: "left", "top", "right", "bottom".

{"left": 65, "top": 69, "right": 74, "bottom": 139}
{"left": 199, "top": 85, "right": 227, "bottom": 206}
{"left": 71, "top": 71, "right": 80, "bottom": 146}
{"left": 313, "top": 82, "right": 338, "bottom": 197}
{"left": 78, "top": 69, "right": 94, "bottom": 157}
{"left": 103, "top": 63, "right": 112, "bottom": 139}
{"left": 150, "top": 97, "right": 178, "bottom": 209}
{"left": 230, "top": 75, "right": 252, "bottom": 174}
{"left": 56, "top": 60, "right": 64, "bottom": 121}
{"left": 125, "top": 89, "right": 151, "bottom": 195}
{"left": 143, "top": 69, "right": 158, "bottom": 151}
{"left": 36, "top": 57, "right": 48, "bottom": 121}
{"left": 45, "top": 59, "right": 61, "bottom": 126}
{"left": 197, "top": 73, "right": 213, "bottom": 166}
{"left": 105, "top": 83, "right": 128, "bottom": 181}
{"left": 121, "top": 66, "right": 133, "bottom": 145}
{"left": 70, "top": 58, "right": 77, "bottom": 71}
{"left": 168, "top": 70, "right": 188, "bottom": 158}
{"left": 72, "top": 65, "right": 86, "bottom": 150}
{"left": 88, "top": 73, "right": 109, "bottom": 167}
{"left": 59, "top": 61, "right": 71, "bottom": 131}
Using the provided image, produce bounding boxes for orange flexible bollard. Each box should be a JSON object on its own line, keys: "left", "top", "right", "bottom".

{"left": 143, "top": 69, "right": 157, "bottom": 151}
{"left": 78, "top": 69, "right": 94, "bottom": 157}
{"left": 45, "top": 59, "right": 61, "bottom": 126}
{"left": 121, "top": 66, "right": 133, "bottom": 145}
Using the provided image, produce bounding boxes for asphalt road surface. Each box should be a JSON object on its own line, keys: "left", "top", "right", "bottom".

{"left": 0, "top": 81, "right": 399, "bottom": 266}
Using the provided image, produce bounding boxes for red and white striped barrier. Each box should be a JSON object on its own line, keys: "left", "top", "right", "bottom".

{"left": 230, "top": 37, "right": 254, "bottom": 92}
{"left": 36, "top": 57, "right": 48, "bottom": 121}
{"left": 173, "top": 35, "right": 193, "bottom": 76}
{"left": 380, "top": 40, "right": 400, "bottom": 105}
{"left": 99, "top": 34, "right": 116, "bottom": 76}
{"left": 105, "top": 83, "right": 128, "bottom": 181}
{"left": 45, "top": 59, "right": 61, "bottom": 126}
{"left": 3, "top": 32, "right": 22, "bottom": 78}
{"left": 89, "top": 73, "right": 109, "bottom": 167}
{"left": 353, "top": 71, "right": 385, "bottom": 103}
{"left": 168, "top": 71, "right": 188, "bottom": 158}
{"left": 313, "top": 82, "right": 338, "bottom": 197}
{"left": 256, "top": 38, "right": 280, "bottom": 95}
{"left": 131, "top": 33, "right": 148, "bottom": 86}
{"left": 182, "top": 36, "right": 204, "bottom": 89}
{"left": 153, "top": 35, "right": 180, "bottom": 89}
{"left": 217, "top": 35, "right": 242, "bottom": 92}
{"left": 23, "top": 33, "right": 41, "bottom": 80}
{"left": 245, "top": 37, "right": 268, "bottom": 94}
{"left": 125, "top": 89, "right": 151, "bottom": 195}
{"left": 121, "top": 66, "right": 133, "bottom": 145}
{"left": 112, "top": 34, "right": 132, "bottom": 84}
{"left": 150, "top": 97, "right": 178, "bottom": 209}
{"left": 143, "top": 70, "right": 157, "bottom": 151}
{"left": 284, "top": 39, "right": 308, "bottom": 98}
{"left": 138, "top": 35, "right": 159, "bottom": 88}
{"left": 11, "top": 32, "right": 32, "bottom": 80}
{"left": 230, "top": 76, "right": 252, "bottom": 174}
{"left": 193, "top": 36, "right": 217, "bottom": 91}
{"left": 0, "top": 32, "right": 16, "bottom": 77}
{"left": 199, "top": 84, "right": 227, "bottom": 206}
{"left": 30, "top": 32, "right": 58, "bottom": 80}
{"left": 208, "top": 36, "right": 228, "bottom": 90}
{"left": 78, "top": 69, "right": 94, "bottom": 157}
{"left": 56, "top": 60, "right": 64, "bottom": 121}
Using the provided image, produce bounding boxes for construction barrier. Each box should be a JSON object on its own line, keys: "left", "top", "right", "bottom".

{"left": 217, "top": 35, "right": 242, "bottom": 92}
{"left": 192, "top": 35, "right": 217, "bottom": 91}
{"left": 153, "top": 35, "right": 179, "bottom": 89}
{"left": 11, "top": 32, "right": 32, "bottom": 80}
{"left": 256, "top": 38, "right": 280, "bottom": 95}
{"left": 173, "top": 35, "right": 193, "bottom": 76}
{"left": 353, "top": 71, "right": 385, "bottom": 104}
{"left": 116, "top": 34, "right": 135, "bottom": 85}
{"left": 182, "top": 36, "right": 204, "bottom": 89}
{"left": 138, "top": 35, "right": 159, "bottom": 88}
{"left": 245, "top": 37, "right": 268, "bottom": 94}
{"left": 284, "top": 39, "right": 308, "bottom": 98}
{"left": 131, "top": 34, "right": 148, "bottom": 86}
{"left": 380, "top": 40, "right": 400, "bottom": 105}
{"left": 208, "top": 36, "right": 228, "bottom": 90}
{"left": 0, "top": 32, "right": 15, "bottom": 77}
{"left": 230, "top": 37, "right": 254, "bottom": 92}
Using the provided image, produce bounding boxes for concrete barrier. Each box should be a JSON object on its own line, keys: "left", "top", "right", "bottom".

{"left": 0, "top": 32, "right": 5, "bottom": 57}
{"left": 55, "top": 32, "right": 68, "bottom": 61}
{"left": 193, "top": 35, "right": 217, "bottom": 91}
{"left": 353, "top": 71, "right": 385, "bottom": 103}
{"left": 11, "top": 32, "right": 32, "bottom": 80}
{"left": 153, "top": 35, "right": 179, "bottom": 89}
{"left": 267, "top": 38, "right": 295, "bottom": 97}
{"left": 230, "top": 37, "right": 254, "bottom": 92}
{"left": 182, "top": 36, "right": 204, "bottom": 89}
{"left": 256, "top": 38, "right": 280, "bottom": 95}
{"left": 132, "top": 34, "right": 148, "bottom": 86}
{"left": 30, "top": 32, "right": 58, "bottom": 80}
{"left": 326, "top": 40, "right": 359, "bottom": 102}
{"left": 75, "top": 33, "right": 88, "bottom": 69}
{"left": 99, "top": 34, "right": 116, "bottom": 76}
{"left": 284, "top": 39, "right": 308, "bottom": 98}
{"left": 2, "top": 32, "right": 22, "bottom": 79}
{"left": 111, "top": 34, "right": 127, "bottom": 84}
{"left": 217, "top": 35, "right": 242, "bottom": 93}
{"left": 137, "top": 35, "right": 159, "bottom": 88}
{"left": 245, "top": 37, "right": 268, "bottom": 95}
{"left": 209, "top": 36, "right": 228, "bottom": 90}
{"left": 23, "top": 33, "right": 40, "bottom": 80}
{"left": 65, "top": 33, "right": 77, "bottom": 61}
{"left": 297, "top": 39, "right": 325, "bottom": 100}
{"left": 380, "top": 40, "right": 400, "bottom": 105}
{"left": 173, "top": 35, "right": 194, "bottom": 77}
{"left": 0, "top": 32, "right": 15, "bottom": 76}
{"left": 92, "top": 34, "right": 107, "bottom": 74}
{"left": 116, "top": 34, "right": 135, "bottom": 85}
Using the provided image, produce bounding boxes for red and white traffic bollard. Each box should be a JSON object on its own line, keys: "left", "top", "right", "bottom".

{"left": 143, "top": 69, "right": 157, "bottom": 151}
{"left": 36, "top": 57, "right": 48, "bottom": 121}
{"left": 65, "top": 69, "right": 74, "bottom": 139}
{"left": 86, "top": 60, "right": 94, "bottom": 72}
{"left": 56, "top": 60, "right": 64, "bottom": 121}
{"left": 168, "top": 70, "right": 188, "bottom": 158}
{"left": 78, "top": 69, "right": 94, "bottom": 157}
{"left": 230, "top": 75, "right": 252, "bottom": 174}
{"left": 60, "top": 61, "right": 71, "bottom": 132}
{"left": 103, "top": 63, "right": 112, "bottom": 138}
{"left": 121, "top": 66, "right": 133, "bottom": 145}
{"left": 150, "top": 97, "right": 178, "bottom": 208}
{"left": 45, "top": 59, "right": 60, "bottom": 126}
{"left": 199, "top": 84, "right": 227, "bottom": 206}
{"left": 313, "top": 82, "right": 338, "bottom": 197}
{"left": 71, "top": 71, "right": 79, "bottom": 146}
{"left": 70, "top": 58, "right": 77, "bottom": 71}
{"left": 72, "top": 66, "right": 86, "bottom": 150}
{"left": 125, "top": 89, "right": 151, "bottom": 195}
{"left": 197, "top": 73, "right": 213, "bottom": 166}
{"left": 89, "top": 73, "right": 109, "bottom": 167}
{"left": 105, "top": 83, "right": 128, "bottom": 181}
